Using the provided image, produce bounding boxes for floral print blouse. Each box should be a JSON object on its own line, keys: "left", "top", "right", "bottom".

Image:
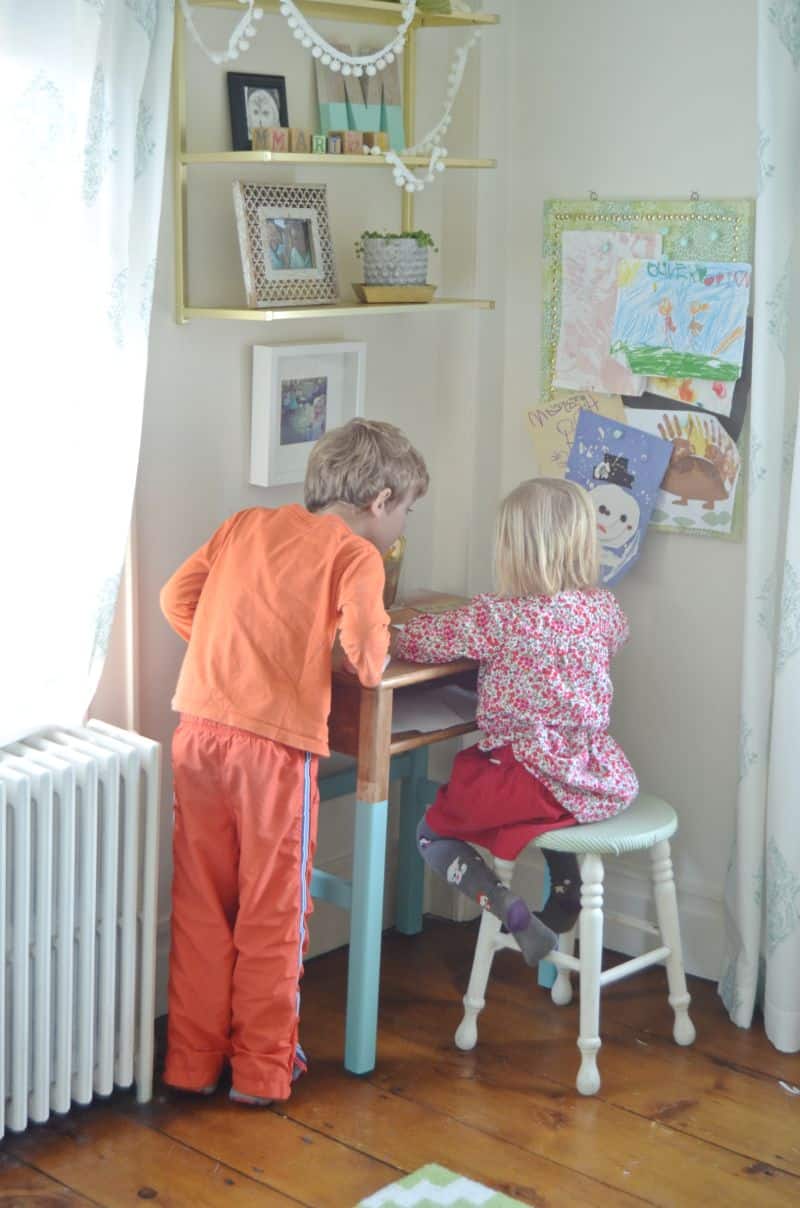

{"left": 394, "top": 590, "right": 638, "bottom": 823}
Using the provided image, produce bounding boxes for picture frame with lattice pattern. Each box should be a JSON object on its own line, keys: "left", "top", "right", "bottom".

{"left": 233, "top": 182, "right": 338, "bottom": 308}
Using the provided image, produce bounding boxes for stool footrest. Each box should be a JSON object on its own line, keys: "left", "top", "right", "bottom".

{"left": 548, "top": 950, "right": 580, "bottom": 973}
{"left": 599, "top": 946, "right": 670, "bottom": 987}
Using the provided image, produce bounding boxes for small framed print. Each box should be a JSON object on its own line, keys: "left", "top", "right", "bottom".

{"left": 233, "top": 181, "right": 338, "bottom": 307}
{"left": 227, "top": 72, "right": 288, "bottom": 151}
{"left": 250, "top": 342, "right": 366, "bottom": 487}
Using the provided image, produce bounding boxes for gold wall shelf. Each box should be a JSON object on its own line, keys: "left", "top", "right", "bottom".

{"left": 174, "top": 2, "right": 499, "bottom": 323}
{"left": 181, "top": 151, "right": 496, "bottom": 168}
{"left": 184, "top": 300, "right": 496, "bottom": 322}
{"left": 188, "top": 0, "right": 499, "bottom": 28}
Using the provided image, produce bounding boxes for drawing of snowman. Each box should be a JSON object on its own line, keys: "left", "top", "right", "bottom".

{"left": 589, "top": 454, "right": 641, "bottom": 582}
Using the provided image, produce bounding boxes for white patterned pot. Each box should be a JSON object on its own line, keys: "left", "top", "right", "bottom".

{"left": 362, "top": 237, "right": 429, "bottom": 285}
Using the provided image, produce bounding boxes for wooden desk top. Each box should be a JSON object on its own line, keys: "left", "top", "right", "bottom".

{"left": 331, "top": 589, "right": 478, "bottom": 690}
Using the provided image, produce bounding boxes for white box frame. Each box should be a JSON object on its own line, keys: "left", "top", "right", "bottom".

{"left": 250, "top": 342, "right": 366, "bottom": 487}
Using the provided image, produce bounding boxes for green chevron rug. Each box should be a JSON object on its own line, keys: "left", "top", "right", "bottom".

{"left": 357, "top": 1164, "right": 527, "bottom": 1207}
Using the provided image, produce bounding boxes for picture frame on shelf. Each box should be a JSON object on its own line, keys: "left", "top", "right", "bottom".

{"left": 233, "top": 182, "right": 338, "bottom": 308}
{"left": 227, "top": 72, "right": 289, "bottom": 151}
{"left": 250, "top": 342, "right": 366, "bottom": 487}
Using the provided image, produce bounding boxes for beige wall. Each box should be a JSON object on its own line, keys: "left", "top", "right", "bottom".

{"left": 94, "top": 0, "right": 757, "bottom": 1000}
{"left": 465, "top": 0, "right": 757, "bottom": 974}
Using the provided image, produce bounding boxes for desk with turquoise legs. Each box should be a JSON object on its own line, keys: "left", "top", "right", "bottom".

{"left": 314, "top": 651, "right": 478, "bottom": 1076}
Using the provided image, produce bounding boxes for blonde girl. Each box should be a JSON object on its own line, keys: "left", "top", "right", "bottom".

{"left": 394, "top": 479, "right": 638, "bottom": 964}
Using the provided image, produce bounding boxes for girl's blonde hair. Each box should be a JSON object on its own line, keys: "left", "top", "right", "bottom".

{"left": 305, "top": 418, "right": 429, "bottom": 512}
{"left": 494, "top": 478, "right": 599, "bottom": 597}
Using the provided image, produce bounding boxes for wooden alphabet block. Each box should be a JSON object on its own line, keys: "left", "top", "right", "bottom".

{"left": 312, "top": 133, "right": 328, "bottom": 153}
{"left": 326, "top": 134, "right": 342, "bottom": 154}
{"left": 289, "top": 128, "right": 313, "bottom": 153}
{"left": 251, "top": 126, "right": 289, "bottom": 152}
{"left": 329, "top": 130, "right": 364, "bottom": 155}
{"left": 363, "top": 131, "right": 390, "bottom": 152}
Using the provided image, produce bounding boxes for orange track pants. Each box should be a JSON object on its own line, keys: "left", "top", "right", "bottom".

{"left": 164, "top": 715, "right": 319, "bottom": 1100}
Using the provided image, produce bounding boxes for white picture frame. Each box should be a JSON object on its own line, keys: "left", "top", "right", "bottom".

{"left": 250, "top": 342, "right": 366, "bottom": 487}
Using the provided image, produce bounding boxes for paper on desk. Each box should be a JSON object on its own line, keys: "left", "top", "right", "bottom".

{"left": 391, "top": 684, "right": 478, "bottom": 735}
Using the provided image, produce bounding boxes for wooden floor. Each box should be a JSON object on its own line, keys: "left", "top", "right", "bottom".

{"left": 2, "top": 919, "right": 800, "bottom": 1207}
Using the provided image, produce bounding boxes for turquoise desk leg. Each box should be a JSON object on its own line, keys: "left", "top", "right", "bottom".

{"left": 345, "top": 797, "right": 389, "bottom": 1075}
{"left": 395, "top": 747, "right": 428, "bottom": 935}
{"left": 537, "top": 862, "right": 557, "bottom": 988}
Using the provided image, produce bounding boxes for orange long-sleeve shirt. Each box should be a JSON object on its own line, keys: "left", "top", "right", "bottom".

{"left": 160, "top": 505, "right": 390, "bottom": 757}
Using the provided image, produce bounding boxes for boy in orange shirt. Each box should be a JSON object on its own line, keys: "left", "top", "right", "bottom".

{"left": 160, "top": 419, "right": 428, "bottom": 1105}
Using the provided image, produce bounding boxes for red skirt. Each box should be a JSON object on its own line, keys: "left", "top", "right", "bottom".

{"left": 425, "top": 743, "right": 576, "bottom": 860}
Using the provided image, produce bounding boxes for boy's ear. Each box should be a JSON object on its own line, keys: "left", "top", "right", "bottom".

{"left": 369, "top": 488, "right": 392, "bottom": 514}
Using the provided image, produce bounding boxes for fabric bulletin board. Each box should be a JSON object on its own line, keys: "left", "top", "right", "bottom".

{"left": 537, "top": 198, "right": 755, "bottom": 540}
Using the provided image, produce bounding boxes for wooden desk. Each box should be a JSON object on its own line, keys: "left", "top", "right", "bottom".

{"left": 316, "top": 593, "right": 478, "bottom": 1075}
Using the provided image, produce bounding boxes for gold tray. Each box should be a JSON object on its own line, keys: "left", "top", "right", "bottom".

{"left": 352, "top": 283, "right": 437, "bottom": 304}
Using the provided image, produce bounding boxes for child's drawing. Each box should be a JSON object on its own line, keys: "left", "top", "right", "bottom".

{"left": 610, "top": 260, "right": 752, "bottom": 381}
{"left": 527, "top": 390, "right": 626, "bottom": 476}
{"left": 642, "top": 315, "right": 754, "bottom": 426}
{"left": 624, "top": 407, "right": 742, "bottom": 536}
{"left": 565, "top": 410, "right": 671, "bottom": 586}
{"left": 554, "top": 229, "right": 662, "bottom": 395}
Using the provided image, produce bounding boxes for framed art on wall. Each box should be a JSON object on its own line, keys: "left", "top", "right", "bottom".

{"left": 233, "top": 182, "right": 338, "bottom": 308}
{"left": 227, "top": 72, "right": 288, "bottom": 150}
{"left": 250, "top": 342, "right": 366, "bottom": 487}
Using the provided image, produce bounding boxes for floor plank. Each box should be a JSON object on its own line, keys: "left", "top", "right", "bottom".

{"left": 8, "top": 1114, "right": 299, "bottom": 1207}
{"left": 0, "top": 1153, "right": 95, "bottom": 1206}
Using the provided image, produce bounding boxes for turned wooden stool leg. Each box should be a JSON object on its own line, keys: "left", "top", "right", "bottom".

{"left": 650, "top": 839, "right": 696, "bottom": 1047}
{"left": 455, "top": 856, "right": 514, "bottom": 1052}
{"left": 577, "top": 853, "right": 604, "bottom": 1095}
{"left": 551, "top": 922, "right": 576, "bottom": 1006}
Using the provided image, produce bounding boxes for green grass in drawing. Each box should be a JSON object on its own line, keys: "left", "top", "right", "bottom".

{"left": 609, "top": 343, "right": 741, "bottom": 380}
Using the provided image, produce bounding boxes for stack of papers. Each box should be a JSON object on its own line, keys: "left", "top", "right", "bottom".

{"left": 391, "top": 684, "right": 478, "bottom": 735}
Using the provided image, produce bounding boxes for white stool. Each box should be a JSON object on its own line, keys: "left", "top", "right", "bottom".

{"left": 454, "top": 794, "right": 696, "bottom": 1095}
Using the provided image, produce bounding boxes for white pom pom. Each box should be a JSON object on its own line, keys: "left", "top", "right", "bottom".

{"left": 366, "top": 64, "right": 377, "bottom": 76}
{"left": 342, "top": 64, "right": 353, "bottom": 75}
{"left": 321, "top": 52, "right": 331, "bottom": 64}
{"left": 287, "top": 15, "right": 298, "bottom": 28}
{"left": 246, "top": 24, "right": 256, "bottom": 35}
{"left": 353, "top": 65, "right": 364, "bottom": 76}
{"left": 385, "top": 52, "right": 395, "bottom": 64}
{"left": 211, "top": 51, "right": 223, "bottom": 64}
{"left": 302, "top": 36, "right": 312, "bottom": 47}
{"left": 229, "top": 49, "right": 239, "bottom": 59}
{"left": 293, "top": 27, "right": 303, "bottom": 40}
{"left": 376, "top": 58, "right": 386, "bottom": 70}
{"left": 239, "top": 39, "right": 250, "bottom": 51}
{"left": 312, "top": 45, "right": 322, "bottom": 57}
{"left": 404, "top": 181, "right": 415, "bottom": 193}
{"left": 395, "top": 43, "right": 405, "bottom": 55}
{"left": 330, "top": 59, "right": 341, "bottom": 71}
{"left": 254, "top": 8, "right": 264, "bottom": 18}
{"left": 436, "top": 161, "right": 445, "bottom": 172}
{"left": 279, "top": 1, "right": 291, "bottom": 11}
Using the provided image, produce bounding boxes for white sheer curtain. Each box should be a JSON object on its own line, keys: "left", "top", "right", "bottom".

{"left": 0, "top": 1, "right": 173, "bottom": 745}
{"left": 720, "top": 0, "right": 800, "bottom": 1052}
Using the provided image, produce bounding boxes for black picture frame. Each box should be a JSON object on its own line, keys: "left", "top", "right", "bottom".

{"left": 227, "top": 72, "right": 289, "bottom": 151}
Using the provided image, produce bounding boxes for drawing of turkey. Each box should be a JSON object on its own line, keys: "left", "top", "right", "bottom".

{"left": 590, "top": 454, "right": 642, "bottom": 581}
{"left": 657, "top": 412, "right": 736, "bottom": 509}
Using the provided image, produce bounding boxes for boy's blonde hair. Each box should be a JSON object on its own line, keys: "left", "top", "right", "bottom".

{"left": 494, "top": 478, "right": 599, "bottom": 597}
{"left": 305, "top": 418, "right": 429, "bottom": 512}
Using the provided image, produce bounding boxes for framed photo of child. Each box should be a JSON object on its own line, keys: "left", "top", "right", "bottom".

{"left": 250, "top": 342, "right": 366, "bottom": 486}
{"left": 233, "top": 182, "right": 338, "bottom": 307}
{"left": 227, "top": 72, "right": 289, "bottom": 151}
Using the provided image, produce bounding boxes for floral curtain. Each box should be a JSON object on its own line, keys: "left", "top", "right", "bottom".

{"left": 0, "top": 1, "right": 173, "bottom": 745}
{"left": 720, "top": 0, "right": 800, "bottom": 1052}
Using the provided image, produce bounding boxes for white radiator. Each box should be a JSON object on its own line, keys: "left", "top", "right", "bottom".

{"left": 0, "top": 720, "right": 160, "bottom": 1137}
